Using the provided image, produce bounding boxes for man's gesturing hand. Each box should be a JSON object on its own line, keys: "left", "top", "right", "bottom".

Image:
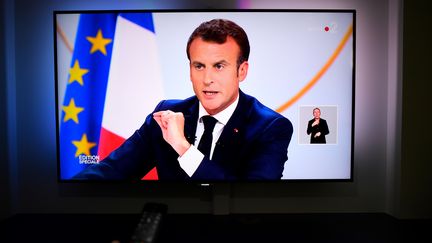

{"left": 153, "top": 110, "right": 191, "bottom": 156}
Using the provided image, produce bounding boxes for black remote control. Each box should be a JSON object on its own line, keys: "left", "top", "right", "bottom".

{"left": 130, "top": 203, "right": 167, "bottom": 243}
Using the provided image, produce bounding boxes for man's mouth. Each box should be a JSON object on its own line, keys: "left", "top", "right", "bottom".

{"left": 203, "top": 91, "right": 218, "bottom": 96}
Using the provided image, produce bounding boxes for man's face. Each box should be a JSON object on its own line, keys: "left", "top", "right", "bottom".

{"left": 188, "top": 36, "right": 248, "bottom": 115}
{"left": 313, "top": 109, "right": 321, "bottom": 119}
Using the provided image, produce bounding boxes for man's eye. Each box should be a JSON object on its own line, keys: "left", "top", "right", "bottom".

{"left": 215, "top": 64, "right": 224, "bottom": 70}
{"left": 194, "top": 64, "right": 204, "bottom": 70}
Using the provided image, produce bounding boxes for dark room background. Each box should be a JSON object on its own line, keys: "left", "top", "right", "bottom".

{"left": 0, "top": 0, "right": 430, "bottom": 220}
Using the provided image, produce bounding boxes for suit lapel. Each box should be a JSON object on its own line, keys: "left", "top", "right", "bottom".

{"left": 183, "top": 99, "right": 199, "bottom": 145}
{"left": 212, "top": 91, "right": 251, "bottom": 162}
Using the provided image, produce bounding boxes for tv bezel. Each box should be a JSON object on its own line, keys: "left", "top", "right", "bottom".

{"left": 54, "top": 9, "right": 356, "bottom": 184}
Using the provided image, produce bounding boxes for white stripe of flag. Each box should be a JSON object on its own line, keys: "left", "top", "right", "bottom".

{"left": 102, "top": 15, "right": 164, "bottom": 139}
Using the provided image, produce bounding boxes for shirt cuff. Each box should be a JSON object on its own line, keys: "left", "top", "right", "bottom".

{"left": 178, "top": 145, "right": 204, "bottom": 177}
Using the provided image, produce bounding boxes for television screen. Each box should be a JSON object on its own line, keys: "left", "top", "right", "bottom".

{"left": 55, "top": 10, "right": 355, "bottom": 181}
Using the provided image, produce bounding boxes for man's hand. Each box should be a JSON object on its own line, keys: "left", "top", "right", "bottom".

{"left": 153, "top": 110, "right": 190, "bottom": 156}
{"left": 312, "top": 119, "right": 319, "bottom": 127}
{"left": 314, "top": 132, "right": 321, "bottom": 138}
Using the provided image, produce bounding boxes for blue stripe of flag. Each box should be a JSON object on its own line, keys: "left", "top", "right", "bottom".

{"left": 119, "top": 13, "right": 155, "bottom": 33}
{"left": 60, "top": 13, "right": 117, "bottom": 179}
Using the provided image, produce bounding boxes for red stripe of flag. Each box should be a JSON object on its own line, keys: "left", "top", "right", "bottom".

{"left": 98, "top": 127, "right": 158, "bottom": 180}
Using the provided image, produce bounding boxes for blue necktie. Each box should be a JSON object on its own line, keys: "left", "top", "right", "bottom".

{"left": 198, "top": 116, "right": 217, "bottom": 158}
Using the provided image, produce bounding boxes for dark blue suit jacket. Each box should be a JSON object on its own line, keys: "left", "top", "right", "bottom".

{"left": 73, "top": 91, "right": 293, "bottom": 181}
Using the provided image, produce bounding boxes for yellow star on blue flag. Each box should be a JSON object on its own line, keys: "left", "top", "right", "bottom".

{"left": 86, "top": 29, "right": 112, "bottom": 55}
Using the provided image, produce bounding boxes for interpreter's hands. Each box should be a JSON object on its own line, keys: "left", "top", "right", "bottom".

{"left": 312, "top": 119, "right": 319, "bottom": 127}
{"left": 314, "top": 132, "right": 321, "bottom": 138}
{"left": 153, "top": 110, "right": 190, "bottom": 156}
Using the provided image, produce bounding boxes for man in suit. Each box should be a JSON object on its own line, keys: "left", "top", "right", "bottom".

{"left": 307, "top": 107, "right": 329, "bottom": 144}
{"left": 73, "top": 19, "right": 293, "bottom": 181}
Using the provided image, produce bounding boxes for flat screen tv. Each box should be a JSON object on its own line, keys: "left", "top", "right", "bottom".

{"left": 54, "top": 10, "right": 355, "bottom": 182}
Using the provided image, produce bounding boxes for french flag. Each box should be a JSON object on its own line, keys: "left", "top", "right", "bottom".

{"left": 98, "top": 13, "right": 164, "bottom": 180}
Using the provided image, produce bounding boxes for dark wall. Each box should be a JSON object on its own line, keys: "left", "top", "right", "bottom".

{"left": 401, "top": 0, "right": 432, "bottom": 218}
{"left": 0, "top": 0, "right": 11, "bottom": 220}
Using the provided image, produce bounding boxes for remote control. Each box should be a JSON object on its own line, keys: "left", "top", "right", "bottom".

{"left": 130, "top": 203, "right": 167, "bottom": 243}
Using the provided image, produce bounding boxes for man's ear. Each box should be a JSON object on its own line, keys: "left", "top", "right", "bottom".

{"left": 238, "top": 61, "right": 249, "bottom": 82}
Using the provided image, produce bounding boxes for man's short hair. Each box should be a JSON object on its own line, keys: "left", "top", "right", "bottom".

{"left": 186, "top": 19, "right": 250, "bottom": 68}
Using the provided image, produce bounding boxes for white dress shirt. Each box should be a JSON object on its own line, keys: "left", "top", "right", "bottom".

{"left": 178, "top": 95, "right": 239, "bottom": 177}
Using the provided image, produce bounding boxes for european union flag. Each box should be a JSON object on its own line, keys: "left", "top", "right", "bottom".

{"left": 59, "top": 14, "right": 117, "bottom": 179}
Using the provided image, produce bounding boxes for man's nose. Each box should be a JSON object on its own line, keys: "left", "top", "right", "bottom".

{"left": 203, "top": 70, "right": 214, "bottom": 85}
